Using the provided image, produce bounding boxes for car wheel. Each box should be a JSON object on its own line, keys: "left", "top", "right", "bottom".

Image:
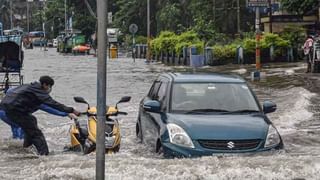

{"left": 156, "top": 139, "right": 163, "bottom": 155}
{"left": 136, "top": 121, "right": 143, "bottom": 143}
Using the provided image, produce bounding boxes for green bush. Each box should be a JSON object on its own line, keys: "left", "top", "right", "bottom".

{"left": 243, "top": 38, "right": 256, "bottom": 53}
{"left": 212, "top": 44, "right": 237, "bottom": 60}
{"left": 175, "top": 31, "right": 201, "bottom": 55}
{"left": 280, "top": 25, "right": 306, "bottom": 47}
{"left": 150, "top": 31, "right": 177, "bottom": 55}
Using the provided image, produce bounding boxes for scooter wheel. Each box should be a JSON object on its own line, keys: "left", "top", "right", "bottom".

{"left": 114, "top": 145, "right": 120, "bottom": 153}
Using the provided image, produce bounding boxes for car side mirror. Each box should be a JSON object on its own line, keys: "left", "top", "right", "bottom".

{"left": 143, "top": 100, "right": 161, "bottom": 113}
{"left": 263, "top": 101, "right": 277, "bottom": 114}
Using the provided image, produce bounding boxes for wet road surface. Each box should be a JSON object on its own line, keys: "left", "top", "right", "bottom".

{"left": 0, "top": 48, "right": 319, "bottom": 180}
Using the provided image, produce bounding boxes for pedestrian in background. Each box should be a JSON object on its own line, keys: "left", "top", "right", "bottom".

{"left": 303, "top": 35, "right": 314, "bottom": 73}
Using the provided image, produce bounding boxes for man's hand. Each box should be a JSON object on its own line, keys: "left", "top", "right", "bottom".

{"left": 73, "top": 109, "right": 80, "bottom": 116}
{"left": 68, "top": 113, "right": 78, "bottom": 120}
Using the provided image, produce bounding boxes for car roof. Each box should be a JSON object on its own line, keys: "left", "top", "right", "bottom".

{"left": 162, "top": 72, "right": 246, "bottom": 83}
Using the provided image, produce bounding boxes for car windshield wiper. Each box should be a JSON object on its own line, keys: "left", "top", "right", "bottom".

{"left": 222, "top": 109, "right": 260, "bottom": 114}
{"left": 184, "top": 109, "right": 229, "bottom": 114}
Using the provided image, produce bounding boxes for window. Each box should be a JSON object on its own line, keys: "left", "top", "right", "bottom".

{"left": 148, "top": 81, "right": 161, "bottom": 99}
{"left": 171, "top": 82, "right": 259, "bottom": 112}
{"left": 156, "top": 82, "right": 167, "bottom": 102}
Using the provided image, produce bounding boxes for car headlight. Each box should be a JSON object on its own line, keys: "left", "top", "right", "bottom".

{"left": 167, "top": 123, "right": 195, "bottom": 148}
{"left": 264, "top": 125, "right": 281, "bottom": 148}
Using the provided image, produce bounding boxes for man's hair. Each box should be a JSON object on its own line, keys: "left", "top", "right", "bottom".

{"left": 39, "top": 76, "right": 54, "bottom": 86}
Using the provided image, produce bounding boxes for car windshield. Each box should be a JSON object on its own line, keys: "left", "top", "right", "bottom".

{"left": 171, "top": 82, "right": 260, "bottom": 113}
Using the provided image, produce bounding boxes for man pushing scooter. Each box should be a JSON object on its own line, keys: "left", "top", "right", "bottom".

{"left": 0, "top": 76, "right": 80, "bottom": 155}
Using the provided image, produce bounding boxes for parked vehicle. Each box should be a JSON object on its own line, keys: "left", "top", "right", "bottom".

{"left": 68, "top": 96, "right": 131, "bottom": 154}
{"left": 136, "top": 73, "right": 283, "bottom": 158}
{"left": 58, "top": 33, "right": 86, "bottom": 53}
{"left": 28, "top": 31, "right": 46, "bottom": 47}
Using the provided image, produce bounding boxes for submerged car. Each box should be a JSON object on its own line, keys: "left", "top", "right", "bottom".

{"left": 136, "top": 73, "right": 283, "bottom": 158}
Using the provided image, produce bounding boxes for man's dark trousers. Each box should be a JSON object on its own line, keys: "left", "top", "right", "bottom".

{"left": 5, "top": 110, "right": 49, "bottom": 155}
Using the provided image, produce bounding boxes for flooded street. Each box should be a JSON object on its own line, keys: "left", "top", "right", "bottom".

{"left": 0, "top": 48, "right": 320, "bottom": 180}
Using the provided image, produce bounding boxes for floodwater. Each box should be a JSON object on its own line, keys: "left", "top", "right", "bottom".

{"left": 0, "top": 48, "right": 319, "bottom": 180}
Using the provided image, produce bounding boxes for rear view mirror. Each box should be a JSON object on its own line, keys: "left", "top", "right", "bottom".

{"left": 263, "top": 101, "right": 277, "bottom": 114}
{"left": 143, "top": 100, "right": 161, "bottom": 113}
{"left": 118, "top": 96, "right": 131, "bottom": 104}
{"left": 74, "top": 97, "right": 88, "bottom": 104}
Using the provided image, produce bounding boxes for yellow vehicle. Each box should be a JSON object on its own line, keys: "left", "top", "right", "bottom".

{"left": 68, "top": 96, "right": 131, "bottom": 154}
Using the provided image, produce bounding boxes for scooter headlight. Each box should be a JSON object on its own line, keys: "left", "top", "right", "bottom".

{"left": 105, "top": 135, "right": 116, "bottom": 148}
{"left": 264, "top": 125, "right": 281, "bottom": 148}
{"left": 167, "top": 123, "right": 194, "bottom": 148}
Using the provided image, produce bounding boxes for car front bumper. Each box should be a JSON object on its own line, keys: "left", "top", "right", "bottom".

{"left": 161, "top": 140, "right": 283, "bottom": 158}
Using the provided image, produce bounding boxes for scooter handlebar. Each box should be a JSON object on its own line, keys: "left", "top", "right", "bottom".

{"left": 117, "top": 111, "right": 128, "bottom": 115}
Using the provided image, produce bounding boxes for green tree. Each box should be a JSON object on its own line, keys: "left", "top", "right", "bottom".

{"left": 280, "top": 0, "right": 319, "bottom": 15}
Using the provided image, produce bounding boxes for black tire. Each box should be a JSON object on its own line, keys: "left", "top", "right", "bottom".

{"left": 156, "top": 139, "right": 163, "bottom": 155}
{"left": 136, "top": 121, "right": 143, "bottom": 143}
{"left": 114, "top": 145, "right": 120, "bottom": 153}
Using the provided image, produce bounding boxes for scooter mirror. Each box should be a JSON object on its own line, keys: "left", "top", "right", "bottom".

{"left": 74, "top": 97, "right": 88, "bottom": 104}
{"left": 118, "top": 96, "right": 131, "bottom": 104}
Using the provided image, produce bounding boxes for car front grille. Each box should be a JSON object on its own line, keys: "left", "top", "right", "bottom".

{"left": 198, "top": 139, "right": 261, "bottom": 150}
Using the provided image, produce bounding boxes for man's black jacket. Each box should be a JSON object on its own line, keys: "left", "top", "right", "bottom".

{"left": 0, "top": 82, "right": 74, "bottom": 114}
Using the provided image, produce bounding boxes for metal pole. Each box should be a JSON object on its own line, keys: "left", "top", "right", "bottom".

{"left": 133, "top": 33, "right": 136, "bottom": 62}
{"left": 213, "top": 0, "right": 216, "bottom": 27}
{"left": 96, "top": 0, "right": 107, "bottom": 179}
{"left": 255, "top": 8, "right": 261, "bottom": 70}
{"left": 147, "top": 0, "right": 151, "bottom": 62}
{"left": 237, "top": 0, "right": 241, "bottom": 33}
{"left": 27, "top": 1, "right": 30, "bottom": 32}
{"left": 10, "top": 0, "right": 12, "bottom": 29}
{"left": 268, "top": 0, "right": 273, "bottom": 33}
{"left": 65, "top": 0, "right": 67, "bottom": 35}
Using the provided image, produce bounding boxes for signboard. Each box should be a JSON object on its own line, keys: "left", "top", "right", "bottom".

{"left": 247, "top": 0, "right": 268, "bottom": 7}
{"left": 129, "top": 24, "right": 138, "bottom": 34}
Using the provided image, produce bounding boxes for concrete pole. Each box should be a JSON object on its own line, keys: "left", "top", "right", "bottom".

{"left": 147, "top": 0, "right": 151, "bottom": 62}
{"left": 96, "top": 0, "right": 107, "bottom": 179}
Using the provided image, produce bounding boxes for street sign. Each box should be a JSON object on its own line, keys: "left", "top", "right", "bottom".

{"left": 247, "top": 0, "right": 268, "bottom": 7}
{"left": 129, "top": 24, "right": 138, "bottom": 34}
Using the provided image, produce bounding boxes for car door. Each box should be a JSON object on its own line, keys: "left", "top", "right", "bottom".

{"left": 139, "top": 80, "right": 161, "bottom": 144}
{"left": 140, "top": 78, "right": 169, "bottom": 149}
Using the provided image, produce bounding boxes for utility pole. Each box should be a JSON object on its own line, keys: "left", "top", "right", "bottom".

{"left": 10, "top": 0, "right": 13, "bottom": 29}
{"left": 147, "top": 0, "right": 151, "bottom": 62}
{"left": 65, "top": 0, "right": 67, "bottom": 35}
{"left": 237, "top": 0, "right": 241, "bottom": 34}
{"left": 255, "top": 8, "right": 261, "bottom": 70}
{"left": 268, "top": 0, "right": 273, "bottom": 33}
{"left": 27, "top": 1, "right": 29, "bottom": 32}
{"left": 96, "top": 0, "right": 107, "bottom": 179}
{"left": 213, "top": 0, "right": 216, "bottom": 26}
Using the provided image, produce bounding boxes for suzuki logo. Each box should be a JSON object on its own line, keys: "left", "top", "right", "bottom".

{"left": 227, "top": 141, "right": 235, "bottom": 149}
